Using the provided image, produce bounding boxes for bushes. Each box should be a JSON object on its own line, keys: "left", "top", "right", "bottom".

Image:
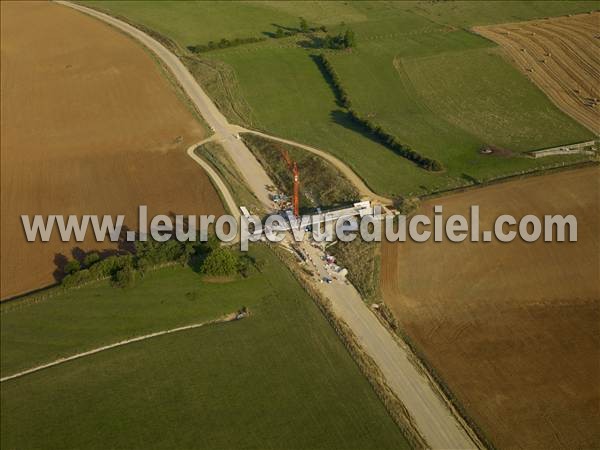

{"left": 347, "top": 109, "right": 444, "bottom": 171}
{"left": 62, "top": 255, "right": 135, "bottom": 289}
{"left": 58, "top": 233, "right": 255, "bottom": 290}
{"left": 89, "top": 255, "right": 130, "bottom": 279}
{"left": 200, "top": 247, "right": 239, "bottom": 276}
{"left": 135, "top": 238, "right": 188, "bottom": 266}
{"left": 322, "top": 30, "right": 355, "bottom": 49}
{"left": 187, "top": 36, "right": 266, "bottom": 54}
{"left": 64, "top": 259, "right": 81, "bottom": 275}
{"left": 315, "top": 54, "right": 351, "bottom": 108}
{"left": 82, "top": 252, "right": 100, "bottom": 268}
{"left": 392, "top": 195, "right": 420, "bottom": 215}
{"left": 112, "top": 264, "right": 135, "bottom": 288}
{"left": 61, "top": 269, "right": 92, "bottom": 289}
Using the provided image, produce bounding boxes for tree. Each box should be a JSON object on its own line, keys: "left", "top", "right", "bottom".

{"left": 197, "top": 233, "right": 221, "bottom": 255}
{"left": 299, "top": 17, "right": 309, "bottom": 33}
{"left": 64, "top": 259, "right": 81, "bottom": 275}
{"left": 112, "top": 264, "right": 135, "bottom": 288}
{"left": 343, "top": 29, "right": 355, "bottom": 48}
{"left": 200, "top": 247, "right": 239, "bottom": 276}
{"left": 135, "top": 257, "right": 150, "bottom": 277}
{"left": 83, "top": 252, "right": 100, "bottom": 268}
{"left": 393, "top": 196, "right": 420, "bottom": 216}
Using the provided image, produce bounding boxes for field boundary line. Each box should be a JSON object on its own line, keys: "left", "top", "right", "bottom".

{"left": 1, "top": 312, "right": 240, "bottom": 383}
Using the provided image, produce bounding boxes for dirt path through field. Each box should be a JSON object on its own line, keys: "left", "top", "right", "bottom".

{"left": 0, "top": 313, "right": 240, "bottom": 383}
{"left": 0, "top": 1, "right": 224, "bottom": 299}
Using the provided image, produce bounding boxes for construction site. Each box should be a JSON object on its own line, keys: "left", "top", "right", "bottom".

{"left": 2, "top": 2, "right": 599, "bottom": 450}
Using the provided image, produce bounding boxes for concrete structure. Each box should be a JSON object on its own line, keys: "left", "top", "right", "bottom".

{"left": 530, "top": 140, "right": 598, "bottom": 158}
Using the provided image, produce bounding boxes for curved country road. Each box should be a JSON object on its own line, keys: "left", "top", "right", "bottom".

{"left": 56, "top": 2, "right": 480, "bottom": 448}
{"left": 56, "top": 0, "right": 276, "bottom": 209}
{"left": 187, "top": 138, "right": 240, "bottom": 219}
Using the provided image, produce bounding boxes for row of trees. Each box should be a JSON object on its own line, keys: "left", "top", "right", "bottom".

{"left": 186, "top": 19, "right": 351, "bottom": 54}
{"left": 347, "top": 109, "right": 443, "bottom": 171}
{"left": 61, "top": 233, "right": 251, "bottom": 290}
{"left": 62, "top": 253, "right": 135, "bottom": 289}
{"left": 187, "top": 36, "right": 266, "bottom": 54}
{"left": 316, "top": 54, "right": 351, "bottom": 108}
{"left": 315, "top": 55, "right": 443, "bottom": 171}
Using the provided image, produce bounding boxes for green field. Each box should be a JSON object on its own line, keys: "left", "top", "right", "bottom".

{"left": 1, "top": 246, "right": 410, "bottom": 449}
{"left": 85, "top": 0, "right": 597, "bottom": 196}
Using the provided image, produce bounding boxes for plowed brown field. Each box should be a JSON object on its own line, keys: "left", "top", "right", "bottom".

{"left": 1, "top": 2, "right": 224, "bottom": 299}
{"left": 475, "top": 13, "right": 600, "bottom": 135}
{"left": 381, "top": 166, "right": 600, "bottom": 449}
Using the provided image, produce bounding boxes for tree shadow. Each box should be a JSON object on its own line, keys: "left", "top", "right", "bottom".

{"left": 117, "top": 224, "right": 136, "bottom": 253}
{"left": 297, "top": 35, "right": 324, "bottom": 49}
{"left": 461, "top": 173, "right": 480, "bottom": 185}
{"left": 329, "top": 109, "right": 366, "bottom": 134}
{"left": 51, "top": 222, "right": 137, "bottom": 282}
{"left": 52, "top": 253, "right": 69, "bottom": 282}
{"left": 310, "top": 55, "right": 346, "bottom": 108}
{"left": 271, "top": 23, "right": 300, "bottom": 33}
{"left": 262, "top": 23, "right": 300, "bottom": 38}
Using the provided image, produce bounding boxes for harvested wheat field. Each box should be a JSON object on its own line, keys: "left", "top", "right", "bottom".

{"left": 0, "top": 2, "right": 224, "bottom": 299}
{"left": 381, "top": 166, "right": 600, "bottom": 449}
{"left": 475, "top": 13, "right": 600, "bottom": 136}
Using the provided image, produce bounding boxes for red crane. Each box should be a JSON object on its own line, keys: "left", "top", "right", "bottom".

{"left": 280, "top": 148, "right": 300, "bottom": 217}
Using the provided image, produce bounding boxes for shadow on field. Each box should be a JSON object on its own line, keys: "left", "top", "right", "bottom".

{"left": 51, "top": 225, "right": 136, "bottom": 282}
{"left": 329, "top": 109, "right": 364, "bottom": 133}
{"left": 262, "top": 23, "right": 300, "bottom": 38}
{"left": 298, "top": 36, "right": 326, "bottom": 49}
{"left": 310, "top": 55, "right": 346, "bottom": 108}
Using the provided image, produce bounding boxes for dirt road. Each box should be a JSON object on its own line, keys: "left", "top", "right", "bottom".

{"left": 1, "top": 313, "right": 239, "bottom": 383}
{"left": 187, "top": 138, "right": 240, "bottom": 219}
{"left": 57, "top": 2, "right": 480, "bottom": 447}
{"left": 59, "top": 2, "right": 391, "bottom": 209}
{"left": 300, "top": 240, "right": 479, "bottom": 449}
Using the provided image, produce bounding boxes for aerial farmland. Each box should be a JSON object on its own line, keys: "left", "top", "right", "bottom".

{"left": 0, "top": 1, "right": 224, "bottom": 299}
{"left": 475, "top": 12, "right": 600, "bottom": 135}
{"left": 1, "top": 1, "right": 598, "bottom": 449}
{"left": 381, "top": 166, "right": 600, "bottom": 448}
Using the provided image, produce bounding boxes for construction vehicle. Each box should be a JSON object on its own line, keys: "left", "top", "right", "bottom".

{"left": 279, "top": 147, "right": 300, "bottom": 217}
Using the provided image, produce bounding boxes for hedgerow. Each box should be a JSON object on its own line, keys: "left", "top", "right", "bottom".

{"left": 316, "top": 54, "right": 443, "bottom": 171}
